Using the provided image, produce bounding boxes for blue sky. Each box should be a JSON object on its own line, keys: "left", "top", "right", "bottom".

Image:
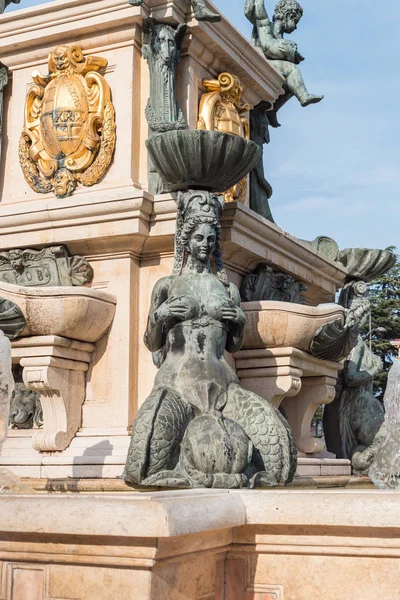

{"left": 6, "top": 0, "right": 400, "bottom": 251}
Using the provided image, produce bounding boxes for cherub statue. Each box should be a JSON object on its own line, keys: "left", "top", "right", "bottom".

{"left": 245, "top": 0, "right": 323, "bottom": 109}
{"left": 129, "top": 0, "right": 220, "bottom": 23}
{"left": 0, "top": 0, "right": 20, "bottom": 14}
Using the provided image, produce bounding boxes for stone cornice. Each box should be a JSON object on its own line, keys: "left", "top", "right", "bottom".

{"left": 0, "top": 0, "right": 284, "bottom": 103}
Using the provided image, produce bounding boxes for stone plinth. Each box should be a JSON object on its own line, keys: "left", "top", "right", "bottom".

{"left": 0, "top": 489, "right": 398, "bottom": 599}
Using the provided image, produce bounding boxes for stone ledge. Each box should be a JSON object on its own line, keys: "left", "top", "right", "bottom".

{"left": 19, "top": 475, "right": 374, "bottom": 493}
{"left": 239, "top": 489, "right": 400, "bottom": 529}
{"left": 0, "top": 490, "right": 246, "bottom": 538}
{"left": 0, "top": 488, "right": 395, "bottom": 542}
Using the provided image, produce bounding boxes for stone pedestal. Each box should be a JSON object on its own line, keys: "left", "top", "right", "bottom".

{"left": 0, "top": 489, "right": 398, "bottom": 600}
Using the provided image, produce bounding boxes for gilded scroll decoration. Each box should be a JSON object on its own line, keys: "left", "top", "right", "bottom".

{"left": 197, "top": 73, "right": 250, "bottom": 204}
{"left": 19, "top": 45, "right": 116, "bottom": 199}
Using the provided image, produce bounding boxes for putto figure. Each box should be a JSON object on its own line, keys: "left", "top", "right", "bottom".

{"left": 124, "top": 192, "right": 296, "bottom": 489}
{"left": 129, "top": 0, "right": 220, "bottom": 22}
{"left": 245, "top": 0, "right": 323, "bottom": 109}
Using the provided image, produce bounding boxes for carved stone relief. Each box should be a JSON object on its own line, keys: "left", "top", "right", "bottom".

{"left": 9, "top": 366, "right": 42, "bottom": 430}
{"left": 240, "top": 263, "right": 307, "bottom": 303}
{"left": 0, "top": 245, "right": 93, "bottom": 287}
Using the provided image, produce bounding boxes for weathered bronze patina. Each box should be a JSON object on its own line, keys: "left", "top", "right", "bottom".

{"left": 323, "top": 248, "right": 396, "bottom": 471}
{"left": 245, "top": 0, "right": 323, "bottom": 116}
{"left": 0, "top": 246, "right": 93, "bottom": 288}
{"left": 124, "top": 192, "right": 297, "bottom": 489}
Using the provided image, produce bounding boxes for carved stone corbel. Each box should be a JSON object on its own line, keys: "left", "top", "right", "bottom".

{"left": 236, "top": 363, "right": 302, "bottom": 407}
{"left": 12, "top": 336, "right": 94, "bottom": 452}
{"left": 235, "top": 347, "right": 341, "bottom": 454}
{"left": 282, "top": 376, "right": 337, "bottom": 454}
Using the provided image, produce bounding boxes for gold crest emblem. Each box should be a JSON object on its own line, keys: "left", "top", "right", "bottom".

{"left": 19, "top": 45, "right": 116, "bottom": 199}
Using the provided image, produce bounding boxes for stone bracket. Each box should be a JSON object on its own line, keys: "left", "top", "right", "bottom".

{"left": 235, "top": 347, "right": 341, "bottom": 455}
{"left": 282, "top": 376, "right": 336, "bottom": 454}
{"left": 12, "top": 336, "right": 94, "bottom": 452}
{"left": 237, "top": 365, "right": 302, "bottom": 408}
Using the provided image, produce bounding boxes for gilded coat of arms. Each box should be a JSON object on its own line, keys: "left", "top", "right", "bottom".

{"left": 19, "top": 45, "right": 116, "bottom": 199}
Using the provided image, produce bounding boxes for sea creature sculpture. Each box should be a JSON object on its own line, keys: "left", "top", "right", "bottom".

{"left": 124, "top": 191, "right": 297, "bottom": 489}
{"left": 323, "top": 249, "right": 396, "bottom": 471}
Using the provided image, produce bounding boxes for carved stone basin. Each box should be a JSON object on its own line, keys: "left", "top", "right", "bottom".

{"left": 241, "top": 301, "right": 345, "bottom": 352}
{"left": 0, "top": 282, "right": 116, "bottom": 343}
{"left": 146, "top": 129, "right": 262, "bottom": 192}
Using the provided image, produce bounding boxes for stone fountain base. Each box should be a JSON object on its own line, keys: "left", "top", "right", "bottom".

{"left": 0, "top": 488, "right": 396, "bottom": 600}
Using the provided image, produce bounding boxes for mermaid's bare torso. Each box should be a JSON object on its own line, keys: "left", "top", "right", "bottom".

{"left": 153, "top": 272, "right": 239, "bottom": 406}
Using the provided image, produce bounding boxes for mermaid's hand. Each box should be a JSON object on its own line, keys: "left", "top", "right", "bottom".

{"left": 220, "top": 302, "right": 246, "bottom": 325}
{"left": 156, "top": 296, "right": 199, "bottom": 322}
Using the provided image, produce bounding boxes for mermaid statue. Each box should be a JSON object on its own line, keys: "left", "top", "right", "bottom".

{"left": 124, "top": 191, "right": 297, "bottom": 489}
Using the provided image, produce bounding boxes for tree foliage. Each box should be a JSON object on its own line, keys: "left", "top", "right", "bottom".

{"left": 361, "top": 248, "right": 400, "bottom": 400}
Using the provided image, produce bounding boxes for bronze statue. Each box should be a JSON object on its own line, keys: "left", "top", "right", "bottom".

{"left": 323, "top": 281, "right": 386, "bottom": 470}
{"left": 245, "top": 0, "right": 323, "bottom": 110}
{"left": 322, "top": 247, "right": 396, "bottom": 470}
{"left": 142, "top": 18, "right": 187, "bottom": 193}
{"left": 124, "top": 191, "right": 296, "bottom": 488}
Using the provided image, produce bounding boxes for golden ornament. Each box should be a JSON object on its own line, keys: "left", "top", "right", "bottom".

{"left": 19, "top": 45, "right": 116, "bottom": 199}
{"left": 197, "top": 72, "right": 250, "bottom": 204}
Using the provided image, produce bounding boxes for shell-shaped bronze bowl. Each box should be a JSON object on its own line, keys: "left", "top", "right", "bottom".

{"left": 146, "top": 129, "right": 262, "bottom": 193}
